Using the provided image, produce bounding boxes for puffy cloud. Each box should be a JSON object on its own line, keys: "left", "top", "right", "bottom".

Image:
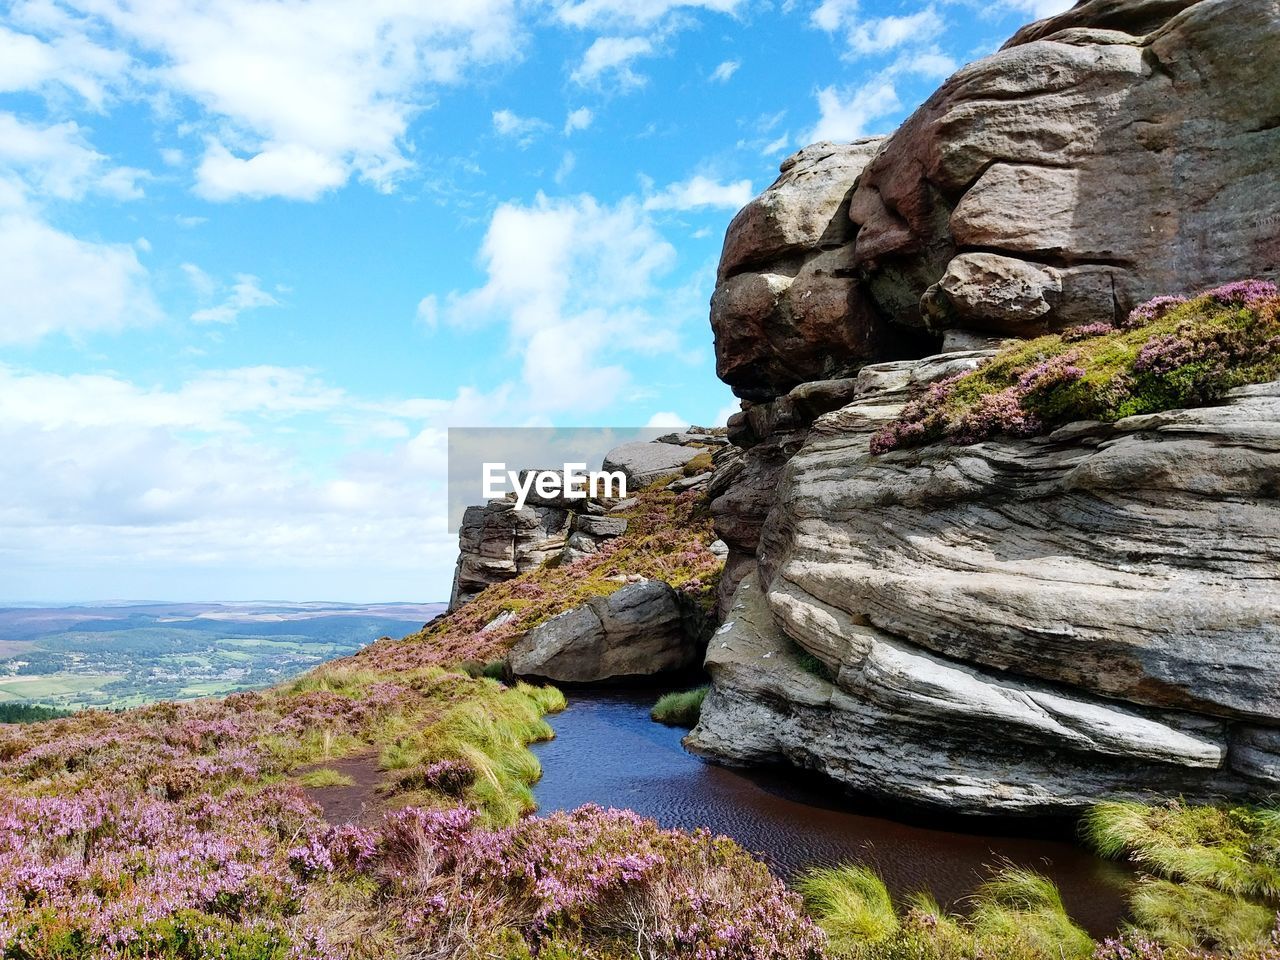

{"left": 0, "top": 363, "right": 473, "bottom": 600}
{"left": 710, "top": 59, "right": 740, "bottom": 82}
{"left": 28, "top": 0, "right": 529, "bottom": 201}
{"left": 644, "top": 175, "right": 753, "bottom": 211}
{"left": 553, "top": 0, "right": 744, "bottom": 28}
{"left": 994, "top": 0, "right": 1073, "bottom": 15}
{"left": 0, "top": 213, "right": 161, "bottom": 345}
{"left": 806, "top": 79, "right": 900, "bottom": 142}
{"left": 645, "top": 410, "right": 687, "bottom": 428}
{"left": 811, "top": 0, "right": 860, "bottom": 33}
{"left": 847, "top": 8, "right": 945, "bottom": 54}
{"left": 190, "top": 275, "right": 280, "bottom": 325}
{"left": 0, "top": 112, "right": 144, "bottom": 201}
{"left": 492, "top": 109, "right": 549, "bottom": 146}
{"left": 0, "top": 23, "right": 127, "bottom": 107}
{"left": 571, "top": 36, "right": 655, "bottom": 87}
{"left": 195, "top": 141, "right": 352, "bottom": 202}
{"left": 564, "top": 106, "right": 594, "bottom": 134}
{"left": 443, "top": 192, "right": 686, "bottom": 412}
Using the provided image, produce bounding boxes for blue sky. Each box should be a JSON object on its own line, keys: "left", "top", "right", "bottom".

{"left": 0, "top": 0, "right": 1066, "bottom": 603}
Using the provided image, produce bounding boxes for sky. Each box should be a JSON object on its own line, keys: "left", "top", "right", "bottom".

{"left": 0, "top": 0, "right": 1069, "bottom": 604}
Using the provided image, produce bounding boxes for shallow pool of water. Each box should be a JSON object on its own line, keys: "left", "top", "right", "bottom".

{"left": 531, "top": 689, "right": 1132, "bottom": 937}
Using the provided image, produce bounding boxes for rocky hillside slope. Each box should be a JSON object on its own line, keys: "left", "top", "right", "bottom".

{"left": 692, "top": 0, "right": 1280, "bottom": 813}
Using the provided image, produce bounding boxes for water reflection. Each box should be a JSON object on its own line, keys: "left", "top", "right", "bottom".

{"left": 531, "top": 689, "right": 1132, "bottom": 938}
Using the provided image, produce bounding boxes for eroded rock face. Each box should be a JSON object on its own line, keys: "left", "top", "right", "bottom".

{"left": 848, "top": 0, "right": 1280, "bottom": 334}
{"left": 692, "top": 361, "right": 1280, "bottom": 811}
{"left": 450, "top": 502, "right": 572, "bottom": 609}
{"left": 509, "top": 580, "right": 707, "bottom": 684}
{"left": 711, "top": 140, "right": 936, "bottom": 402}
{"left": 688, "top": 571, "right": 1254, "bottom": 814}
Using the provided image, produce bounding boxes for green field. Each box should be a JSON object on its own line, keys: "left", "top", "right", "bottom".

{"left": 0, "top": 603, "right": 442, "bottom": 712}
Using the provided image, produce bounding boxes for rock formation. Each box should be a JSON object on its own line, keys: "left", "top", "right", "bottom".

{"left": 690, "top": 360, "right": 1280, "bottom": 812}
{"left": 847, "top": 0, "right": 1280, "bottom": 337}
{"left": 509, "top": 579, "right": 707, "bottom": 684}
{"left": 696, "top": 0, "right": 1280, "bottom": 812}
{"left": 450, "top": 501, "right": 572, "bottom": 609}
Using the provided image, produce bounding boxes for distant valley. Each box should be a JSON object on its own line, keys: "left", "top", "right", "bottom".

{"left": 0, "top": 602, "right": 444, "bottom": 711}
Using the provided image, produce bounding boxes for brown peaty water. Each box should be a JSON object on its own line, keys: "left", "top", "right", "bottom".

{"left": 531, "top": 689, "right": 1132, "bottom": 939}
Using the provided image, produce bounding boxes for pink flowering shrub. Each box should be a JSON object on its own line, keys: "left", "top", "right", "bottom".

{"left": 872, "top": 280, "right": 1280, "bottom": 453}
{"left": 370, "top": 804, "right": 825, "bottom": 959}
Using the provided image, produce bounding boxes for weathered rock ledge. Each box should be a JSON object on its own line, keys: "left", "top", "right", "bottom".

{"left": 690, "top": 364, "right": 1280, "bottom": 812}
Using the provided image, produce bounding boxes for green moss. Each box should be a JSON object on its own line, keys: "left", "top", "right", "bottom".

{"left": 650, "top": 687, "right": 707, "bottom": 727}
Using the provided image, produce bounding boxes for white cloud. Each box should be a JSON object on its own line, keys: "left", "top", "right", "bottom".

{"left": 571, "top": 36, "right": 655, "bottom": 87}
{"left": 994, "top": 0, "right": 1073, "bottom": 15}
{"left": 645, "top": 411, "right": 687, "bottom": 428}
{"left": 564, "top": 106, "right": 594, "bottom": 134}
{"left": 811, "top": 0, "right": 860, "bottom": 32}
{"left": 443, "top": 192, "right": 683, "bottom": 411}
{"left": 555, "top": 151, "right": 577, "bottom": 184}
{"left": 710, "top": 59, "right": 740, "bottom": 82}
{"left": 553, "top": 0, "right": 744, "bottom": 28}
{"left": 492, "top": 109, "right": 549, "bottom": 146}
{"left": 644, "top": 175, "right": 753, "bottom": 211}
{"left": 848, "top": 8, "right": 945, "bottom": 54}
{"left": 0, "top": 363, "right": 475, "bottom": 600}
{"left": 806, "top": 79, "right": 900, "bottom": 142}
{"left": 0, "top": 213, "right": 161, "bottom": 345}
{"left": 43, "top": 0, "right": 529, "bottom": 201}
{"left": 0, "top": 24, "right": 127, "bottom": 107}
{"left": 892, "top": 48, "right": 958, "bottom": 79}
{"left": 416, "top": 294, "right": 440, "bottom": 330}
{"left": 195, "top": 141, "right": 350, "bottom": 202}
{"left": 191, "top": 275, "right": 280, "bottom": 325}
{"left": 0, "top": 112, "right": 144, "bottom": 201}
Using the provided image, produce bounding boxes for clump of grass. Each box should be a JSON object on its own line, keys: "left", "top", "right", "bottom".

{"left": 873, "top": 280, "right": 1280, "bottom": 453}
{"left": 651, "top": 687, "right": 707, "bottom": 727}
{"left": 287, "top": 666, "right": 381, "bottom": 696}
{"left": 1083, "top": 800, "right": 1280, "bottom": 950}
{"left": 1128, "top": 878, "right": 1276, "bottom": 949}
{"left": 798, "top": 865, "right": 899, "bottom": 951}
{"left": 969, "top": 866, "right": 1094, "bottom": 959}
{"left": 376, "top": 678, "right": 563, "bottom": 827}
{"left": 297, "top": 768, "right": 356, "bottom": 788}
{"left": 802, "top": 864, "right": 1095, "bottom": 960}
{"left": 459, "top": 658, "right": 510, "bottom": 681}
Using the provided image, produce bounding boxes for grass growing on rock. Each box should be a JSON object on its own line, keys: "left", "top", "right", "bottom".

{"left": 799, "top": 863, "right": 1096, "bottom": 960}
{"left": 353, "top": 484, "right": 724, "bottom": 674}
{"left": 651, "top": 686, "right": 708, "bottom": 727}
{"left": 873, "top": 279, "right": 1280, "bottom": 453}
{"left": 1084, "top": 800, "right": 1280, "bottom": 950}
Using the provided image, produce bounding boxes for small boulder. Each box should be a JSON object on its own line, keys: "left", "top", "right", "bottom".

{"left": 509, "top": 580, "right": 707, "bottom": 683}
{"left": 602, "top": 441, "right": 700, "bottom": 487}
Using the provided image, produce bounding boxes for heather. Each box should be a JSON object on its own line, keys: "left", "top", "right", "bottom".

{"left": 1083, "top": 801, "right": 1280, "bottom": 950}
{"left": 353, "top": 484, "right": 723, "bottom": 674}
{"left": 872, "top": 280, "right": 1280, "bottom": 453}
